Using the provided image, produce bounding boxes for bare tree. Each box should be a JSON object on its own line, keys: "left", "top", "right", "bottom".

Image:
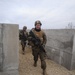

{"left": 65, "top": 22, "right": 75, "bottom": 29}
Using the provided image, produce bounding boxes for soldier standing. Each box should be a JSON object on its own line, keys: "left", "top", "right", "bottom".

{"left": 19, "top": 26, "right": 28, "bottom": 54}
{"left": 28, "top": 20, "right": 47, "bottom": 75}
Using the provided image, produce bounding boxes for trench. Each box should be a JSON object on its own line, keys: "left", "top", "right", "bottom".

{"left": 19, "top": 42, "right": 75, "bottom": 75}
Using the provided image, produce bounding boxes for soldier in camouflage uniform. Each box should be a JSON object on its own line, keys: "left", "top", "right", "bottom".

{"left": 28, "top": 20, "right": 47, "bottom": 75}
{"left": 19, "top": 26, "right": 28, "bottom": 54}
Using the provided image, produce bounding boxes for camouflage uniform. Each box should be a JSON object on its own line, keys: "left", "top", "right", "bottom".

{"left": 19, "top": 26, "right": 28, "bottom": 54}
{"left": 28, "top": 27, "right": 47, "bottom": 75}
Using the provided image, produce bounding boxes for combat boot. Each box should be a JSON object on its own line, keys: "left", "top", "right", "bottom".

{"left": 43, "top": 69, "right": 47, "bottom": 75}
{"left": 22, "top": 48, "right": 25, "bottom": 54}
{"left": 22, "top": 51, "right": 25, "bottom": 55}
{"left": 33, "top": 61, "right": 37, "bottom": 67}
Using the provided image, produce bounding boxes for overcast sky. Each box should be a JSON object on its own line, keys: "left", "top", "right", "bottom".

{"left": 0, "top": 0, "right": 75, "bottom": 29}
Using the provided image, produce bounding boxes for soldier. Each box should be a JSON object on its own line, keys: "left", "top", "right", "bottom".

{"left": 28, "top": 20, "right": 47, "bottom": 75}
{"left": 19, "top": 26, "right": 28, "bottom": 54}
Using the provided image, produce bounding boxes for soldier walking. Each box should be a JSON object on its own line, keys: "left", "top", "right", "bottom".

{"left": 28, "top": 20, "right": 47, "bottom": 75}
{"left": 19, "top": 26, "right": 28, "bottom": 54}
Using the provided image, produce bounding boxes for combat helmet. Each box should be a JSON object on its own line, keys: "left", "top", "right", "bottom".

{"left": 23, "top": 26, "right": 27, "bottom": 30}
{"left": 35, "top": 20, "right": 42, "bottom": 26}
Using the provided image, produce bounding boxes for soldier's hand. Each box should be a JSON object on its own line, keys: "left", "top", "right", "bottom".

{"left": 42, "top": 44, "right": 45, "bottom": 47}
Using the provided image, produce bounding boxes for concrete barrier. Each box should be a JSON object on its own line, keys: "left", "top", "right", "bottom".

{"left": 44, "top": 29, "right": 75, "bottom": 70}
{"left": 0, "top": 24, "right": 19, "bottom": 75}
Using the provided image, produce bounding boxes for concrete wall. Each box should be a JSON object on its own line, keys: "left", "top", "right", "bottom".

{"left": 0, "top": 25, "right": 3, "bottom": 71}
{"left": 0, "top": 24, "right": 19, "bottom": 75}
{"left": 71, "top": 35, "right": 75, "bottom": 70}
{"left": 44, "top": 29, "right": 75, "bottom": 70}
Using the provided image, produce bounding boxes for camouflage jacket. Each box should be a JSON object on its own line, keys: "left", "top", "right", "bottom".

{"left": 19, "top": 30, "right": 28, "bottom": 41}
{"left": 28, "top": 28, "right": 47, "bottom": 47}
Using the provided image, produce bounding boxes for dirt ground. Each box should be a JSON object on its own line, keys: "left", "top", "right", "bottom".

{"left": 19, "top": 43, "right": 75, "bottom": 75}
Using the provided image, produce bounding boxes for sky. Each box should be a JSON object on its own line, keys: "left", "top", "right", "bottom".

{"left": 0, "top": 0, "right": 75, "bottom": 29}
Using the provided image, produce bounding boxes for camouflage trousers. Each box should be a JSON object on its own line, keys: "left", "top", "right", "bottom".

{"left": 32, "top": 46, "right": 46, "bottom": 70}
{"left": 21, "top": 40, "right": 26, "bottom": 52}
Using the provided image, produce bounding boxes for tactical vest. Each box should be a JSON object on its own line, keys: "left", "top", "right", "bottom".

{"left": 32, "top": 29, "right": 44, "bottom": 44}
{"left": 28, "top": 28, "right": 47, "bottom": 47}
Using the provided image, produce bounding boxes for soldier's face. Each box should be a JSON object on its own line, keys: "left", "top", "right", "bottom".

{"left": 35, "top": 24, "right": 41, "bottom": 29}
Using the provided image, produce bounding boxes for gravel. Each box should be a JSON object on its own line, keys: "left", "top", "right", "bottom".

{"left": 19, "top": 44, "right": 75, "bottom": 75}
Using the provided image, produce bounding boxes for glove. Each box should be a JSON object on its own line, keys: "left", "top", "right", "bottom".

{"left": 42, "top": 44, "right": 45, "bottom": 47}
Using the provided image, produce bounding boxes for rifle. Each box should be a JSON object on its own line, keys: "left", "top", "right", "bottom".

{"left": 29, "top": 30, "right": 46, "bottom": 53}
